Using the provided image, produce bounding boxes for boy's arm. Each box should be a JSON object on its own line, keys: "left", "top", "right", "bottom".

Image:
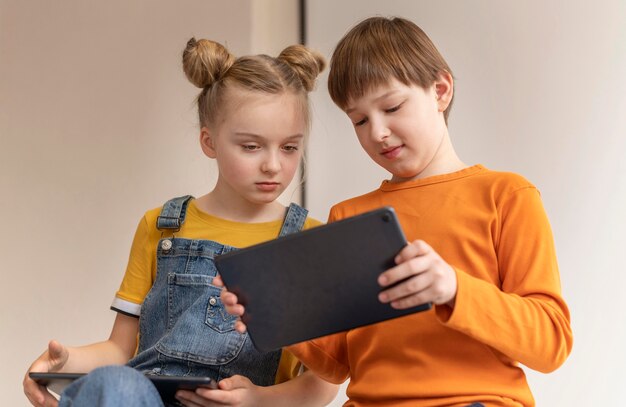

{"left": 254, "top": 369, "right": 340, "bottom": 406}
{"left": 286, "top": 333, "right": 351, "bottom": 384}
{"left": 436, "top": 187, "right": 573, "bottom": 373}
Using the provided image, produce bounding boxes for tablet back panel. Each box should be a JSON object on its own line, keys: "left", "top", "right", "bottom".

{"left": 215, "top": 206, "right": 431, "bottom": 352}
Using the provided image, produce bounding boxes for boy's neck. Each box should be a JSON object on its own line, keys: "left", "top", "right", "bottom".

{"left": 390, "top": 130, "right": 466, "bottom": 183}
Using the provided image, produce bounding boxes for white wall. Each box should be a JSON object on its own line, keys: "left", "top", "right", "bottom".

{"left": 306, "top": 0, "right": 626, "bottom": 405}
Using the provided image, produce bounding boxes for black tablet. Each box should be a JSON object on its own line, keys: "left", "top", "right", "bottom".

{"left": 29, "top": 372, "right": 217, "bottom": 402}
{"left": 215, "top": 206, "right": 431, "bottom": 352}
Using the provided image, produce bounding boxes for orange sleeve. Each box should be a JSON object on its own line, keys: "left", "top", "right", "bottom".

{"left": 435, "top": 186, "right": 573, "bottom": 372}
{"left": 287, "top": 332, "right": 350, "bottom": 384}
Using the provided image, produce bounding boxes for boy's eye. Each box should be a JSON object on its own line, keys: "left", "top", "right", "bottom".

{"left": 385, "top": 104, "right": 402, "bottom": 113}
{"left": 353, "top": 118, "right": 368, "bottom": 127}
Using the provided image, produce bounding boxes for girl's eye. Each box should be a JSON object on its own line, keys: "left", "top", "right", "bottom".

{"left": 282, "top": 145, "right": 299, "bottom": 152}
{"left": 242, "top": 144, "right": 260, "bottom": 151}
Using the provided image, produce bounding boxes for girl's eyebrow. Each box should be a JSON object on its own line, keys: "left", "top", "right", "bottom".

{"left": 345, "top": 89, "right": 402, "bottom": 114}
{"left": 233, "top": 132, "right": 305, "bottom": 141}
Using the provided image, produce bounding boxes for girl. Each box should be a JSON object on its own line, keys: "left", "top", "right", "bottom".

{"left": 222, "top": 16, "right": 573, "bottom": 407}
{"left": 23, "top": 38, "right": 338, "bottom": 407}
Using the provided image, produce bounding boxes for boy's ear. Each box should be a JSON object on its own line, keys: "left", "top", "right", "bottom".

{"left": 200, "top": 127, "right": 217, "bottom": 159}
{"left": 434, "top": 71, "right": 454, "bottom": 112}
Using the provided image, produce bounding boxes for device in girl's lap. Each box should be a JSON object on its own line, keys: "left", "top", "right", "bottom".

{"left": 29, "top": 372, "right": 218, "bottom": 402}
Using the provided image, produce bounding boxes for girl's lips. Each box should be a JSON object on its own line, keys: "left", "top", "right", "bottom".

{"left": 256, "top": 182, "right": 280, "bottom": 192}
{"left": 381, "top": 145, "right": 403, "bottom": 159}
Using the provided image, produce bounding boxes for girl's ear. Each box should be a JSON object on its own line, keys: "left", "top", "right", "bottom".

{"left": 200, "top": 127, "right": 217, "bottom": 159}
{"left": 434, "top": 71, "right": 454, "bottom": 112}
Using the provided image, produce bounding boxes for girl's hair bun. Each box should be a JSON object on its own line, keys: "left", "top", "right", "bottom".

{"left": 182, "top": 37, "right": 235, "bottom": 88}
{"left": 278, "top": 45, "right": 326, "bottom": 92}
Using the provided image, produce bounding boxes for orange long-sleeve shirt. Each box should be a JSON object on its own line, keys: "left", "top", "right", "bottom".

{"left": 289, "top": 165, "right": 572, "bottom": 407}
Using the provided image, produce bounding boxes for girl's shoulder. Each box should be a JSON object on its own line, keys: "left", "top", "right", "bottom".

{"left": 303, "top": 216, "right": 324, "bottom": 230}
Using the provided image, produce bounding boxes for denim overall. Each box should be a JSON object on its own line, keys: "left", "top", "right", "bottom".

{"left": 127, "top": 195, "right": 309, "bottom": 385}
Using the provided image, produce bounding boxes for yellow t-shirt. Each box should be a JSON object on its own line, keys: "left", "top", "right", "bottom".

{"left": 112, "top": 199, "right": 322, "bottom": 384}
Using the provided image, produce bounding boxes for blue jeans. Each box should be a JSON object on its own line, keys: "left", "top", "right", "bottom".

{"left": 60, "top": 365, "right": 166, "bottom": 407}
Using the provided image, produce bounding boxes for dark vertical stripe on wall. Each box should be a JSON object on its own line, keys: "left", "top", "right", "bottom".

{"left": 299, "top": 0, "right": 308, "bottom": 207}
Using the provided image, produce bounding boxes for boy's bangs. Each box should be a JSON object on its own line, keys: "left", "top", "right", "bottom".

{"left": 329, "top": 47, "right": 414, "bottom": 110}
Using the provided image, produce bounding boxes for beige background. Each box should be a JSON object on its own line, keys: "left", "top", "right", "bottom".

{"left": 2, "top": 0, "right": 626, "bottom": 406}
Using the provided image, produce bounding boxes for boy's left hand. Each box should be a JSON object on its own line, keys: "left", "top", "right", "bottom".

{"left": 176, "top": 375, "right": 262, "bottom": 407}
{"left": 378, "top": 239, "right": 457, "bottom": 309}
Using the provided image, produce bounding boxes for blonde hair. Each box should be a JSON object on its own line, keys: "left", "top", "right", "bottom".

{"left": 182, "top": 38, "right": 326, "bottom": 130}
{"left": 328, "top": 16, "right": 454, "bottom": 123}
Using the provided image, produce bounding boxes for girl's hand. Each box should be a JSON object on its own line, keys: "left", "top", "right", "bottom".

{"left": 176, "top": 375, "right": 263, "bottom": 407}
{"left": 214, "top": 276, "right": 248, "bottom": 334}
{"left": 378, "top": 240, "right": 457, "bottom": 309}
{"left": 23, "top": 340, "right": 70, "bottom": 407}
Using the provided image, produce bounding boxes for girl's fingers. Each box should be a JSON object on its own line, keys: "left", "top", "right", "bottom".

{"left": 234, "top": 320, "right": 248, "bottom": 333}
{"left": 176, "top": 390, "right": 219, "bottom": 407}
{"left": 220, "top": 292, "right": 240, "bottom": 308}
{"left": 212, "top": 275, "right": 224, "bottom": 287}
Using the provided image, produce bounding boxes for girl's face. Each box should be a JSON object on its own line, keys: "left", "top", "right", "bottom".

{"left": 344, "top": 77, "right": 452, "bottom": 182}
{"left": 202, "top": 89, "right": 306, "bottom": 206}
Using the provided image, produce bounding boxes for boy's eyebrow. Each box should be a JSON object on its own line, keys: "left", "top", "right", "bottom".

{"left": 345, "top": 89, "right": 401, "bottom": 114}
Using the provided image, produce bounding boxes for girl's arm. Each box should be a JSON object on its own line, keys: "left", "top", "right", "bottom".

{"left": 24, "top": 313, "right": 138, "bottom": 406}
{"left": 176, "top": 369, "right": 339, "bottom": 407}
{"left": 49, "top": 312, "right": 138, "bottom": 372}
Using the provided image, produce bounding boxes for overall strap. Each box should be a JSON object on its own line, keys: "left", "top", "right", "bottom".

{"left": 156, "top": 195, "right": 195, "bottom": 231}
{"left": 278, "top": 203, "right": 309, "bottom": 237}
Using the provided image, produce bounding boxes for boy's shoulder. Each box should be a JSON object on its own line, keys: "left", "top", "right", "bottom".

{"left": 476, "top": 168, "right": 540, "bottom": 201}
{"left": 474, "top": 167, "right": 536, "bottom": 189}
{"left": 329, "top": 189, "right": 384, "bottom": 220}
{"left": 328, "top": 166, "right": 538, "bottom": 220}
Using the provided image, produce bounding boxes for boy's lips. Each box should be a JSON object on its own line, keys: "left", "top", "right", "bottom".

{"left": 381, "top": 145, "right": 403, "bottom": 159}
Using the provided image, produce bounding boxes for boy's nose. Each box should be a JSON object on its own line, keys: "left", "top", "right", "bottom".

{"left": 370, "top": 119, "right": 391, "bottom": 142}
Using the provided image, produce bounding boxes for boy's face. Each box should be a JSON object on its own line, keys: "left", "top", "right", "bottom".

{"left": 344, "top": 78, "right": 451, "bottom": 182}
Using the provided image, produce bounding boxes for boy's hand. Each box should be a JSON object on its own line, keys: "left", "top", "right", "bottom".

{"left": 23, "top": 340, "right": 69, "bottom": 407}
{"left": 214, "top": 275, "right": 248, "bottom": 334}
{"left": 378, "top": 240, "right": 457, "bottom": 309}
{"left": 176, "top": 374, "right": 262, "bottom": 407}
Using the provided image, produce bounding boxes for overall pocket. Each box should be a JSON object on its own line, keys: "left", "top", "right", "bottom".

{"left": 155, "top": 272, "right": 247, "bottom": 366}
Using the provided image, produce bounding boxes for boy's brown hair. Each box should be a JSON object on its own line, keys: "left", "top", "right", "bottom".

{"left": 328, "top": 16, "right": 454, "bottom": 123}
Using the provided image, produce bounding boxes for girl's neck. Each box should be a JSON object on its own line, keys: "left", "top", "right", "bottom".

{"left": 194, "top": 189, "right": 286, "bottom": 224}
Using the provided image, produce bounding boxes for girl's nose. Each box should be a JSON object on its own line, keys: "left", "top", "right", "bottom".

{"left": 261, "top": 151, "right": 281, "bottom": 173}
